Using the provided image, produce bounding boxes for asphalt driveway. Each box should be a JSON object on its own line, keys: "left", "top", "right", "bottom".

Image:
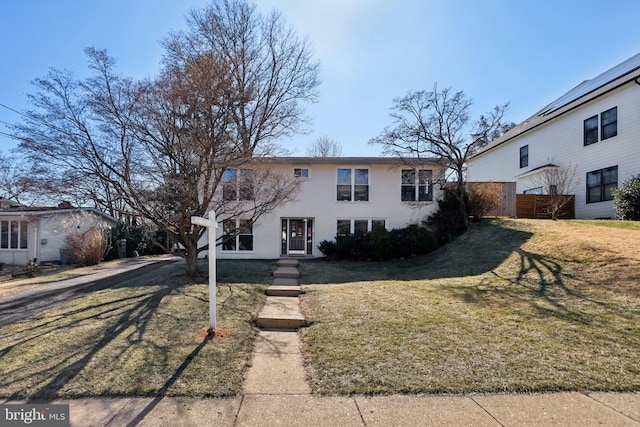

{"left": 0, "top": 256, "right": 178, "bottom": 327}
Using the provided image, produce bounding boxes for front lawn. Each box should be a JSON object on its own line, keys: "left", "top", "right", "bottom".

{"left": 300, "top": 219, "right": 640, "bottom": 395}
{"left": 0, "top": 260, "right": 271, "bottom": 399}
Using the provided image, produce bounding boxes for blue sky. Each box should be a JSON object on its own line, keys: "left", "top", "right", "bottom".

{"left": 1, "top": 0, "right": 639, "bottom": 157}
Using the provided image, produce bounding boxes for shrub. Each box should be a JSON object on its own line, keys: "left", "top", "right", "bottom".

{"left": 109, "top": 222, "right": 155, "bottom": 259}
{"left": 369, "top": 227, "right": 394, "bottom": 260}
{"left": 318, "top": 225, "right": 436, "bottom": 261}
{"left": 467, "top": 182, "right": 502, "bottom": 221}
{"left": 426, "top": 189, "right": 469, "bottom": 245}
{"left": 62, "top": 228, "right": 112, "bottom": 266}
{"left": 613, "top": 175, "right": 640, "bottom": 220}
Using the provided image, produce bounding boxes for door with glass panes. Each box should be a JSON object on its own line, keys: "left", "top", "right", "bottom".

{"left": 281, "top": 218, "right": 313, "bottom": 255}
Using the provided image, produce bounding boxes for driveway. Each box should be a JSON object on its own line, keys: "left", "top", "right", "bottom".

{"left": 0, "top": 255, "right": 179, "bottom": 327}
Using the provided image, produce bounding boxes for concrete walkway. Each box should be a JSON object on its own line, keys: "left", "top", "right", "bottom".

{"left": 2, "top": 259, "right": 639, "bottom": 426}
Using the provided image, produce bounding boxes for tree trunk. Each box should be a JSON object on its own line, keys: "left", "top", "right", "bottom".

{"left": 184, "top": 239, "right": 200, "bottom": 277}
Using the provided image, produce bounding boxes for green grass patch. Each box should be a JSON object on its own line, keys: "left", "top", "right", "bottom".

{"left": 300, "top": 219, "right": 640, "bottom": 395}
{"left": 0, "top": 260, "right": 270, "bottom": 399}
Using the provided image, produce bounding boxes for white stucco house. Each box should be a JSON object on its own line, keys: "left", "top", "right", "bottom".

{"left": 0, "top": 202, "right": 117, "bottom": 266}
{"left": 467, "top": 52, "right": 640, "bottom": 219}
{"left": 205, "top": 157, "right": 443, "bottom": 259}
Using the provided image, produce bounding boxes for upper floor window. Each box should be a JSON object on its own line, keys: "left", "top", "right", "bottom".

{"left": 337, "top": 168, "right": 369, "bottom": 201}
{"left": 584, "top": 107, "right": 617, "bottom": 146}
{"left": 222, "top": 169, "right": 254, "bottom": 201}
{"left": 601, "top": 107, "right": 617, "bottom": 140}
{"left": 401, "top": 169, "right": 433, "bottom": 201}
{"left": 0, "top": 220, "right": 28, "bottom": 250}
{"left": 519, "top": 145, "right": 529, "bottom": 168}
{"left": 586, "top": 165, "right": 618, "bottom": 203}
{"left": 584, "top": 115, "right": 599, "bottom": 146}
{"left": 294, "top": 168, "right": 309, "bottom": 178}
{"left": 222, "top": 219, "right": 254, "bottom": 251}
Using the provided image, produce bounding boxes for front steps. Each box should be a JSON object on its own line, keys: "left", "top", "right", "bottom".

{"left": 255, "top": 259, "right": 305, "bottom": 329}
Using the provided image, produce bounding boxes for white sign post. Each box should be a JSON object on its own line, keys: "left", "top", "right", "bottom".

{"left": 190, "top": 211, "right": 218, "bottom": 333}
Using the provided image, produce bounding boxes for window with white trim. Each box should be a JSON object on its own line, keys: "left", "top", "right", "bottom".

{"left": 401, "top": 169, "right": 433, "bottom": 201}
{"left": 294, "top": 168, "right": 309, "bottom": 178}
{"left": 0, "top": 220, "right": 28, "bottom": 249}
{"left": 222, "top": 219, "right": 254, "bottom": 251}
{"left": 336, "top": 219, "right": 386, "bottom": 236}
{"left": 337, "top": 168, "right": 369, "bottom": 201}
{"left": 222, "top": 169, "right": 254, "bottom": 201}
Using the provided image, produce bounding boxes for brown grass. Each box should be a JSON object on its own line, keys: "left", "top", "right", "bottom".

{"left": 300, "top": 219, "right": 640, "bottom": 395}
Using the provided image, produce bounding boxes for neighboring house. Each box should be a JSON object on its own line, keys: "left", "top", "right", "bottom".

{"left": 205, "top": 157, "right": 443, "bottom": 259}
{"left": 0, "top": 203, "right": 117, "bottom": 266}
{"left": 467, "top": 52, "right": 640, "bottom": 219}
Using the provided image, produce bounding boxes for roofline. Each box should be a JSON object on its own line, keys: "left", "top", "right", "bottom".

{"left": 257, "top": 156, "right": 442, "bottom": 165}
{"left": 0, "top": 207, "right": 118, "bottom": 223}
{"left": 472, "top": 63, "right": 640, "bottom": 160}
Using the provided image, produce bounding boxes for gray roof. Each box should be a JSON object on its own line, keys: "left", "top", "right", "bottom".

{"left": 472, "top": 52, "right": 640, "bottom": 158}
{"left": 539, "top": 52, "right": 640, "bottom": 116}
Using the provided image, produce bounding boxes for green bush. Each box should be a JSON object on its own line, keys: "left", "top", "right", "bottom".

{"left": 426, "top": 189, "right": 469, "bottom": 245}
{"left": 318, "top": 225, "right": 436, "bottom": 261}
{"left": 613, "top": 175, "right": 640, "bottom": 220}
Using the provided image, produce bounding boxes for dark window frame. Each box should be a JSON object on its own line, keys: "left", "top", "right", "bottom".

{"left": 519, "top": 145, "right": 529, "bottom": 168}
{"left": 600, "top": 107, "right": 617, "bottom": 141}
{"left": 586, "top": 165, "right": 618, "bottom": 203}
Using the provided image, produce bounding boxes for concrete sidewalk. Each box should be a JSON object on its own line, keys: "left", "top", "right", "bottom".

{"left": 2, "top": 390, "right": 638, "bottom": 426}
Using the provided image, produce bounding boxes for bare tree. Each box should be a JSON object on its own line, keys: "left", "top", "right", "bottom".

{"left": 530, "top": 162, "right": 577, "bottom": 220}
{"left": 370, "top": 84, "right": 511, "bottom": 229}
{"left": 12, "top": 0, "right": 319, "bottom": 276}
{"left": 306, "top": 135, "right": 342, "bottom": 157}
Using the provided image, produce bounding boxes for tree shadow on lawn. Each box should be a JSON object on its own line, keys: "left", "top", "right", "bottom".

{"left": 299, "top": 221, "right": 534, "bottom": 284}
{"left": 0, "top": 265, "right": 218, "bottom": 401}
{"left": 443, "top": 246, "right": 639, "bottom": 336}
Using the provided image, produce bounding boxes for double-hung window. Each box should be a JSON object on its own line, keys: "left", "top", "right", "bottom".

{"left": 222, "top": 169, "right": 254, "bottom": 201}
{"left": 222, "top": 219, "right": 254, "bottom": 251}
{"left": 519, "top": 145, "right": 529, "bottom": 168}
{"left": 584, "top": 107, "right": 617, "bottom": 146}
{"left": 0, "top": 220, "right": 28, "bottom": 249}
{"left": 337, "top": 168, "right": 369, "bottom": 201}
{"left": 601, "top": 107, "right": 617, "bottom": 140}
{"left": 401, "top": 169, "right": 433, "bottom": 201}
{"left": 586, "top": 166, "right": 618, "bottom": 203}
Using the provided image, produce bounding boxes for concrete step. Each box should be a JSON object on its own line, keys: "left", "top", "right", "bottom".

{"left": 276, "top": 259, "right": 299, "bottom": 268}
{"left": 272, "top": 277, "right": 299, "bottom": 287}
{"left": 255, "top": 297, "right": 306, "bottom": 329}
{"left": 266, "top": 285, "right": 302, "bottom": 297}
{"left": 273, "top": 266, "right": 300, "bottom": 279}
{"left": 255, "top": 314, "right": 306, "bottom": 329}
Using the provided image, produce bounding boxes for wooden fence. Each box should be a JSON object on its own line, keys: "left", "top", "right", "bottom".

{"left": 467, "top": 182, "right": 516, "bottom": 217}
{"left": 515, "top": 194, "right": 575, "bottom": 219}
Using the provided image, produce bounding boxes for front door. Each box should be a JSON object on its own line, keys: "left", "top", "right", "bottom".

{"left": 281, "top": 218, "right": 313, "bottom": 255}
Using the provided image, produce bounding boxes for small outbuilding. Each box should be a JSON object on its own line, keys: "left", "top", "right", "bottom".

{"left": 0, "top": 200, "right": 117, "bottom": 266}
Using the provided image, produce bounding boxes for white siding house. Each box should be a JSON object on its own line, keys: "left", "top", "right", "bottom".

{"left": 467, "top": 52, "right": 640, "bottom": 219}
{"left": 0, "top": 206, "right": 117, "bottom": 266}
{"left": 204, "top": 157, "right": 443, "bottom": 259}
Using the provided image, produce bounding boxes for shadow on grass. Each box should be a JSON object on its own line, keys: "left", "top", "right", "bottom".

{"left": 17, "top": 282, "right": 181, "bottom": 400}
{"left": 299, "top": 220, "right": 534, "bottom": 284}
{"left": 0, "top": 262, "right": 214, "bottom": 401}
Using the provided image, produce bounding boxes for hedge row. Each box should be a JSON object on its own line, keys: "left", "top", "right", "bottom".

{"left": 318, "top": 224, "right": 437, "bottom": 261}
